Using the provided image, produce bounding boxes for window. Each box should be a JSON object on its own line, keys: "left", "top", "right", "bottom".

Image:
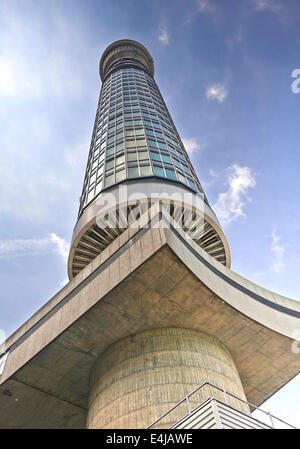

{"left": 127, "top": 152, "right": 137, "bottom": 162}
{"left": 116, "top": 153, "right": 125, "bottom": 165}
{"left": 153, "top": 166, "right": 164, "bottom": 177}
{"left": 165, "top": 168, "right": 177, "bottom": 180}
{"left": 106, "top": 146, "right": 114, "bottom": 156}
{"left": 188, "top": 179, "right": 196, "bottom": 190}
{"left": 90, "top": 173, "right": 96, "bottom": 185}
{"left": 105, "top": 158, "right": 114, "bottom": 171}
{"left": 161, "top": 154, "right": 171, "bottom": 164}
{"left": 150, "top": 151, "right": 161, "bottom": 162}
{"left": 148, "top": 139, "right": 158, "bottom": 149}
{"left": 138, "top": 151, "right": 149, "bottom": 160}
{"left": 177, "top": 173, "right": 186, "bottom": 184}
{"left": 105, "top": 173, "right": 115, "bottom": 187}
{"left": 182, "top": 164, "right": 190, "bottom": 174}
{"left": 140, "top": 165, "right": 152, "bottom": 176}
{"left": 136, "top": 138, "right": 146, "bottom": 147}
{"left": 174, "top": 158, "right": 181, "bottom": 169}
{"left": 146, "top": 129, "right": 155, "bottom": 137}
{"left": 87, "top": 189, "right": 94, "bottom": 203}
{"left": 126, "top": 139, "right": 135, "bottom": 149}
{"left": 95, "top": 180, "right": 103, "bottom": 194}
{"left": 98, "top": 164, "right": 104, "bottom": 177}
{"left": 128, "top": 166, "right": 139, "bottom": 177}
{"left": 116, "top": 169, "right": 126, "bottom": 182}
{"left": 158, "top": 141, "right": 166, "bottom": 150}
{"left": 116, "top": 141, "right": 124, "bottom": 152}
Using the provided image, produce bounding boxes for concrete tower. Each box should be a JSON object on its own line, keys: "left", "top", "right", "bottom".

{"left": 0, "top": 40, "right": 300, "bottom": 430}
{"left": 68, "top": 39, "right": 230, "bottom": 280}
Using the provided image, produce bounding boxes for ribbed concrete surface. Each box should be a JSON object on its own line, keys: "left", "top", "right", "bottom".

{"left": 87, "top": 328, "right": 248, "bottom": 429}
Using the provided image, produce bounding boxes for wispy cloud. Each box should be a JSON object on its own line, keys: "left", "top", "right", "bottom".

{"left": 158, "top": 27, "right": 170, "bottom": 46}
{"left": 0, "top": 7, "right": 94, "bottom": 224}
{"left": 50, "top": 233, "right": 69, "bottom": 264}
{"left": 182, "top": 138, "right": 205, "bottom": 155}
{"left": 206, "top": 83, "right": 228, "bottom": 103}
{"left": 202, "top": 168, "right": 220, "bottom": 188}
{"left": 252, "top": 0, "right": 281, "bottom": 12}
{"left": 0, "top": 127, "right": 89, "bottom": 222}
{"left": 0, "top": 238, "right": 50, "bottom": 258}
{"left": 59, "top": 278, "right": 69, "bottom": 288}
{"left": 270, "top": 231, "right": 290, "bottom": 274}
{"left": 64, "top": 142, "right": 90, "bottom": 168}
{"left": 196, "top": 0, "right": 216, "bottom": 13}
{"left": 184, "top": 0, "right": 216, "bottom": 25}
{"left": 214, "top": 164, "right": 256, "bottom": 225}
{"left": 225, "top": 31, "right": 243, "bottom": 48}
{"left": 0, "top": 7, "right": 96, "bottom": 100}
{"left": 0, "top": 234, "right": 69, "bottom": 264}
{"left": 250, "top": 231, "right": 291, "bottom": 283}
{"left": 250, "top": 0, "right": 290, "bottom": 29}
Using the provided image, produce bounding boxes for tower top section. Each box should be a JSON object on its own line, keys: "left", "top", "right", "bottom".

{"left": 69, "top": 38, "right": 231, "bottom": 279}
{"left": 99, "top": 39, "right": 155, "bottom": 81}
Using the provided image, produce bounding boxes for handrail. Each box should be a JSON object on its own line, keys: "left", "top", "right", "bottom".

{"left": 146, "top": 381, "right": 297, "bottom": 429}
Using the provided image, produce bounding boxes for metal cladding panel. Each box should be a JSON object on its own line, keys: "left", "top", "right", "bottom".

{"left": 172, "top": 400, "right": 218, "bottom": 429}
{"left": 172, "top": 399, "right": 272, "bottom": 430}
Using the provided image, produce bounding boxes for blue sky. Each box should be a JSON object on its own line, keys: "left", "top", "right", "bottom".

{"left": 0, "top": 0, "right": 299, "bottom": 427}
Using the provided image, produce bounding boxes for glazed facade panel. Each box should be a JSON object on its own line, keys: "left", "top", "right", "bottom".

{"left": 79, "top": 67, "right": 204, "bottom": 217}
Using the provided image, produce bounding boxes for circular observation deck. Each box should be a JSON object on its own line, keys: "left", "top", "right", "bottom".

{"left": 68, "top": 180, "right": 231, "bottom": 279}
{"left": 99, "top": 39, "right": 154, "bottom": 81}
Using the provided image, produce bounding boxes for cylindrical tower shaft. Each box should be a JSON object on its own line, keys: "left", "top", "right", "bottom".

{"left": 79, "top": 39, "right": 205, "bottom": 218}
{"left": 68, "top": 39, "right": 230, "bottom": 279}
{"left": 86, "top": 328, "right": 249, "bottom": 429}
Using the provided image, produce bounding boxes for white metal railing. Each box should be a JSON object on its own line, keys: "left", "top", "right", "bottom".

{"left": 146, "top": 381, "right": 297, "bottom": 429}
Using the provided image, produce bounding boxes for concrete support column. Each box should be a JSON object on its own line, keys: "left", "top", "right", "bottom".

{"left": 86, "top": 328, "right": 249, "bottom": 429}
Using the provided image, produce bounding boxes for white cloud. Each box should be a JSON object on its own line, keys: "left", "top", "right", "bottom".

{"left": 50, "top": 233, "right": 69, "bottom": 264}
{"left": 0, "top": 7, "right": 94, "bottom": 224}
{"left": 202, "top": 168, "right": 220, "bottom": 188}
{"left": 0, "top": 234, "right": 69, "bottom": 264}
{"left": 59, "top": 278, "right": 69, "bottom": 288}
{"left": 196, "top": 0, "right": 216, "bottom": 13}
{"left": 225, "top": 31, "right": 243, "bottom": 48}
{"left": 206, "top": 83, "right": 228, "bottom": 103}
{"left": 252, "top": 0, "right": 281, "bottom": 11}
{"left": 158, "top": 27, "right": 170, "bottom": 46}
{"left": 270, "top": 232, "right": 290, "bottom": 274}
{"left": 0, "top": 59, "right": 19, "bottom": 96}
{"left": 64, "top": 142, "right": 89, "bottom": 168}
{"left": 182, "top": 138, "right": 205, "bottom": 154}
{"left": 0, "top": 238, "right": 50, "bottom": 258}
{"left": 208, "top": 168, "right": 218, "bottom": 179}
{"left": 184, "top": 0, "right": 216, "bottom": 25}
{"left": 214, "top": 164, "right": 256, "bottom": 225}
{"left": 0, "top": 155, "right": 70, "bottom": 221}
{"left": 0, "top": 125, "right": 88, "bottom": 221}
{"left": 0, "top": 7, "right": 96, "bottom": 100}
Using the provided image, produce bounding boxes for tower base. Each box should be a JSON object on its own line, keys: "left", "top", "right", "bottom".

{"left": 1, "top": 208, "right": 299, "bottom": 429}
{"left": 87, "top": 328, "right": 249, "bottom": 429}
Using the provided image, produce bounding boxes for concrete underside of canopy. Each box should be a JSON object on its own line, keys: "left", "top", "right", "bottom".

{"left": 1, "top": 205, "right": 300, "bottom": 428}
